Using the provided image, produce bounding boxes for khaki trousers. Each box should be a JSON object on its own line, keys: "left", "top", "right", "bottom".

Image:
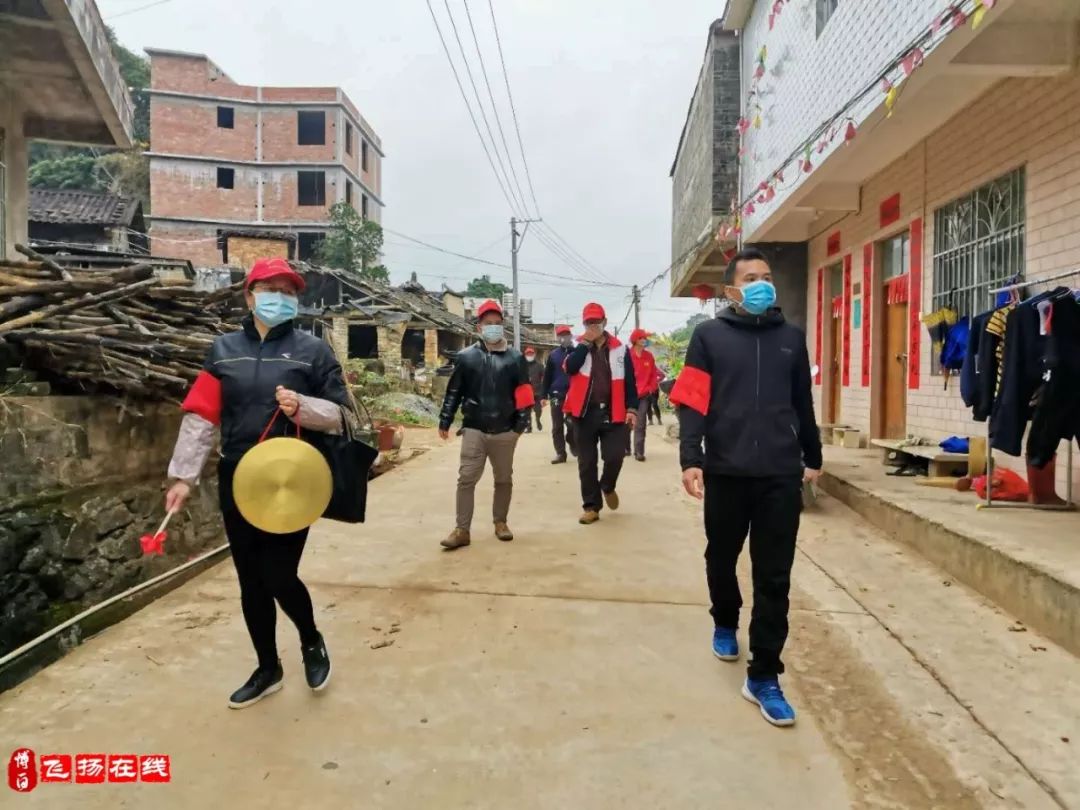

{"left": 456, "top": 428, "right": 520, "bottom": 531}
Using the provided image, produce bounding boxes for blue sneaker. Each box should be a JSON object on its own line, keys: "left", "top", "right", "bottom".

{"left": 711, "top": 627, "right": 739, "bottom": 661}
{"left": 742, "top": 678, "right": 796, "bottom": 727}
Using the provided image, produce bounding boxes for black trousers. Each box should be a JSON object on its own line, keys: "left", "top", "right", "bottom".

{"left": 550, "top": 396, "right": 576, "bottom": 459}
{"left": 575, "top": 406, "right": 627, "bottom": 511}
{"left": 649, "top": 393, "right": 662, "bottom": 424}
{"left": 219, "top": 461, "right": 320, "bottom": 670}
{"left": 704, "top": 473, "right": 802, "bottom": 680}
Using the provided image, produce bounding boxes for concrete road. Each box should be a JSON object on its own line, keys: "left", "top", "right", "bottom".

{"left": 1, "top": 426, "right": 1075, "bottom": 808}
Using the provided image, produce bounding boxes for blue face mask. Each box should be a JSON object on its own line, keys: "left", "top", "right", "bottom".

{"left": 481, "top": 324, "right": 505, "bottom": 344}
{"left": 739, "top": 280, "right": 777, "bottom": 315}
{"left": 253, "top": 291, "right": 299, "bottom": 327}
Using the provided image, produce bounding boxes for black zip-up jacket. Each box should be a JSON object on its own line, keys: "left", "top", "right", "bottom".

{"left": 439, "top": 342, "right": 531, "bottom": 434}
{"left": 675, "top": 308, "right": 822, "bottom": 477}
{"left": 205, "top": 317, "right": 349, "bottom": 461}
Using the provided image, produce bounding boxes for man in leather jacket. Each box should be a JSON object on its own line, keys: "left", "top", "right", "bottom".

{"left": 438, "top": 299, "right": 534, "bottom": 550}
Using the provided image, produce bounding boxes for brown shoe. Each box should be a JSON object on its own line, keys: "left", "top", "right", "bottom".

{"left": 494, "top": 522, "right": 514, "bottom": 542}
{"left": 440, "top": 529, "right": 471, "bottom": 550}
{"left": 603, "top": 490, "right": 620, "bottom": 510}
{"left": 579, "top": 511, "right": 600, "bottom": 525}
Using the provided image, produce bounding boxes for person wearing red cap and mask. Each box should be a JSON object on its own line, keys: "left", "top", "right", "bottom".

{"left": 626, "top": 328, "right": 659, "bottom": 461}
{"left": 437, "top": 299, "right": 534, "bottom": 550}
{"left": 523, "top": 347, "right": 545, "bottom": 433}
{"left": 563, "top": 303, "right": 639, "bottom": 524}
{"left": 542, "top": 325, "right": 577, "bottom": 462}
{"left": 164, "top": 257, "right": 349, "bottom": 709}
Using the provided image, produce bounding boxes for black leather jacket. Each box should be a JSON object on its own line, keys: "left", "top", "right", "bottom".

{"left": 439, "top": 342, "right": 531, "bottom": 434}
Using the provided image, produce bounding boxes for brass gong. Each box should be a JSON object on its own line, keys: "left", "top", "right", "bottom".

{"left": 233, "top": 437, "right": 333, "bottom": 534}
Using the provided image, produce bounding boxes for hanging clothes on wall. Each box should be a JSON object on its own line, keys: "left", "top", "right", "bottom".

{"left": 990, "top": 287, "right": 1074, "bottom": 457}
{"left": 1026, "top": 292, "right": 1080, "bottom": 467}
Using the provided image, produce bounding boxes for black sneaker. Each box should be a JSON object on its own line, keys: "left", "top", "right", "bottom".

{"left": 551, "top": 455, "right": 567, "bottom": 464}
{"left": 302, "top": 633, "right": 332, "bottom": 691}
{"left": 228, "top": 662, "right": 283, "bottom": 709}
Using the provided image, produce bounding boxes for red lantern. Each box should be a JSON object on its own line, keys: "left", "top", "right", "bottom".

{"left": 692, "top": 284, "right": 714, "bottom": 303}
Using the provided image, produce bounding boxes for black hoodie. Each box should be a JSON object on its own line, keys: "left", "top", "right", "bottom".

{"left": 673, "top": 307, "right": 822, "bottom": 477}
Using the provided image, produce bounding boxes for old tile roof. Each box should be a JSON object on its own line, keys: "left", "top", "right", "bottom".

{"left": 28, "top": 189, "right": 142, "bottom": 227}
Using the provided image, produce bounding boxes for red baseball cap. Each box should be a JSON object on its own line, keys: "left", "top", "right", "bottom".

{"left": 555, "top": 324, "right": 573, "bottom": 336}
{"left": 629, "top": 328, "right": 652, "bottom": 344}
{"left": 245, "top": 257, "right": 306, "bottom": 292}
{"left": 476, "top": 299, "right": 504, "bottom": 320}
{"left": 582, "top": 302, "right": 606, "bottom": 322}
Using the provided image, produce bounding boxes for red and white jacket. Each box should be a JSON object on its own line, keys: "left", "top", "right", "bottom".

{"left": 562, "top": 334, "right": 638, "bottom": 422}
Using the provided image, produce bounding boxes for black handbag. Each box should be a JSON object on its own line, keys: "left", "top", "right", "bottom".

{"left": 319, "top": 405, "right": 378, "bottom": 524}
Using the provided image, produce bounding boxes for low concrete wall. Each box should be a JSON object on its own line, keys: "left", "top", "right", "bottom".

{"left": 0, "top": 396, "right": 224, "bottom": 658}
{"left": 820, "top": 472, "right": 1080, "bottom": 658}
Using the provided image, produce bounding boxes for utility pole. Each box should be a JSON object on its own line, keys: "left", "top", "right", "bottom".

{"left": 511, "top": 216, "right": 520, "bottom": 351}
{"left": 509, "top": 216, "right": 541, "bottom": 351}
{"left": 632, "top": 285, "right": 641, "bottom": 330}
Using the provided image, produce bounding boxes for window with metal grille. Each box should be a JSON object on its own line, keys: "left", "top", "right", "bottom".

{"left": 816, "top": 0, "right": 840, "bottom": 36}
{"left": 932, "top": 167, "right": 1025, "bottom": 319}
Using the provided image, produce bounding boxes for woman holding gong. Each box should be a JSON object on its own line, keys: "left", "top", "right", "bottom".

{"left": 165, "top": 257, "right": 348, "bottom": 709}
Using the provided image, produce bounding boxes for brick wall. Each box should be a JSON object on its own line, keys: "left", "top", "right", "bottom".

{"left": 261, "top": 107, "right": 337, "bottom": 163}
{"left": 804, "top": 72, "right": 1080, "bottom": 497}
{"left": 151, "top": 160, "right": 260, "bottom": 221}
{"left": 261, "top": 167, "right": 341, "bottom": 223}
{"left": 150, "top": 52, "right": 254, "bottom": 100}
{"left": 151, "top": 97, "right": 257, "bottom": 159}
{"left": 149, "top": 221, "right": 221, "bottom": 267}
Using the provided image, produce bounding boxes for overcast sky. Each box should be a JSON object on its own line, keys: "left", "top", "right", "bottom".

{"left": 100, "top": 0, "right": 723, "bottom": 333}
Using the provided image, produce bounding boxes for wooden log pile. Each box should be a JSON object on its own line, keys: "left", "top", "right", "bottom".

{"left": 0, "top": 245, "right": 245, "bottom": 401}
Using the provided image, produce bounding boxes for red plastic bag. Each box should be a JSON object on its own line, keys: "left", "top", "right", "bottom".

{"left": 972, "top": 469, "right": 1029, "bottom": 502}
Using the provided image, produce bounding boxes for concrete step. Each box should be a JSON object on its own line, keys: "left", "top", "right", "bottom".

{"left": 820, "top": 445, "right": 1080, "bottom": 658}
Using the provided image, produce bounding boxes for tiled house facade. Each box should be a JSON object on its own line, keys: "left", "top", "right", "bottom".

{"left": 674, "top": 0, "right": 1080, "bottom": 496}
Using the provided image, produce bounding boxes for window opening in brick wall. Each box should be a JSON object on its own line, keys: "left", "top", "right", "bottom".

{"left": 217, "top": 167, "right": 235, "bottom": 189}
{"left": 932, "top": 167, "right": 1025, "bottom": 319}
{"left": 816, "top": 0, "right": 840, "bottom": 36}
{"left": 361, "top": 193, "right": 369, "bottom": 220}
{"left": 361, "top": 140, "right": 369, "bottom": 173}
{"left": 298, "top": 231, "right": 325, "bottom": 261}
{"left": 345, "top": 180, "right": 353, "bottom": 207}
{"left": 297, "top": 111, "right": 326, "bottom": 146}
{"left": 881, "top": 232, "right": 909, "bottom": 280}
{"left": 345, "top": 122, "right": 353, "bottom": 155}
{"left": 298, "top": 171, "right": 326, "bottom": 206}
{"left": 217, "top": 106, "right": 234, "bottom": 129}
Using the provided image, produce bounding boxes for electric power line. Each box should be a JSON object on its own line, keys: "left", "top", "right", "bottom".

{"left": 487, "top": 0, "right": 541, "bottom": 217}
{"left": 107, "top": 0, "right": 176, "bottom": 19}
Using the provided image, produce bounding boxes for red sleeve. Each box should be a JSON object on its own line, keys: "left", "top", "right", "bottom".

{"left": 515, "top": 383, "right": 535, "bottom": 409}
{"left": 181, "top": 370, "right": 222, "bottom": 425}
{"left": 669, "top": 366, "right": 711, "bottom": 416}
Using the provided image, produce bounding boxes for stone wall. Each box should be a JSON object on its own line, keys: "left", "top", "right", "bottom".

{"left": 0, "top": 397, "right": 224, "bottom": 657}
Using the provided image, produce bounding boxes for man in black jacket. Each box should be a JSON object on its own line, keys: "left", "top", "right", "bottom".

{"left": 671, "top": 247, "right": 822, "bottom": 728}
{"left": 438, "top": 300, "right": 534, "bottom": 550}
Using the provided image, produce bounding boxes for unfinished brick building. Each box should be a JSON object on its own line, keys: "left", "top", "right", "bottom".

{"left": 146, "top": 49, "right": 383, "bottom": 267}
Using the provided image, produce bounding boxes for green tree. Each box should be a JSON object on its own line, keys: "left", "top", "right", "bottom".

{"left": 28, "top": 154, "right": 99, "bottom": 190}
{"left": 315, "top": 202, "right": 386, "bottom": 278}
{"left": 670, "top": 312, "right": 709, "bottom": 344}
{"left": 466, "top": 274, "right": 510, "bottom": 299}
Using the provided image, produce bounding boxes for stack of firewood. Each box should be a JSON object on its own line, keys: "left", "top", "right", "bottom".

{"left": 0, "top": 245, "right": 245, "bottom": 401}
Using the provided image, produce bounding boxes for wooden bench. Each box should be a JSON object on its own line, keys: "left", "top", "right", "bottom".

{"left": 871, "top": 438, "right": 969, "bottom": 478}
